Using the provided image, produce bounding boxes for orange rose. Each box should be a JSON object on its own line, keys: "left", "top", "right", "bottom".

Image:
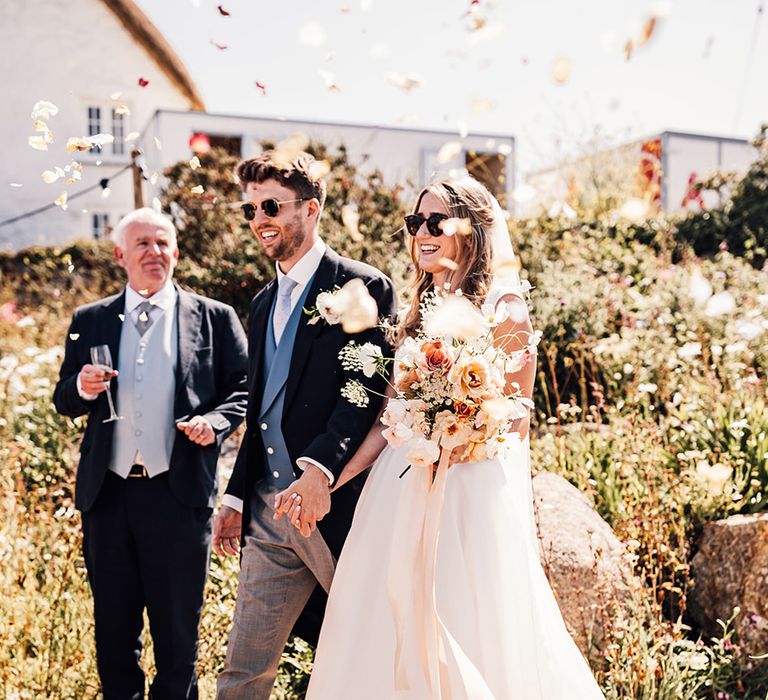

{"left": 396, "top": 367, "right": 421, "bottom": 394}
{"left": 450, "top": 357, "right": 492, "bottom": 399}
{"left": 420, "top": 340, "right": 454, "bottom": 372}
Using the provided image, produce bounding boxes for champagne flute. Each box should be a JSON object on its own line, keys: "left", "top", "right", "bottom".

{"left": 89, "top": 345, "right": 123, "bottom": 423}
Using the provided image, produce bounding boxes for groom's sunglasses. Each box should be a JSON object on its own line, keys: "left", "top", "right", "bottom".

{"left": 404, "top": 213, "right": 449, "bottom": 237}
{"left": 240, "top": 198, "right": 310, "bottom": 221}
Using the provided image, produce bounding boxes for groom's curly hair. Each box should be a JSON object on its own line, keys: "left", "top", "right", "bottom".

{"left": 236, "top": 150, "right": 327, "bottom": 209}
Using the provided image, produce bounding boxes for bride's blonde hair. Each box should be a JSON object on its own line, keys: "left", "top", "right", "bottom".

{"left": 397, "top": 177, "right": 496, "bottom": 343}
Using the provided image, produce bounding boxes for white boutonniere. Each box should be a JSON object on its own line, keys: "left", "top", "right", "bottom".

{"left": 304, "top": 278, "right": 379, "bottom": 333}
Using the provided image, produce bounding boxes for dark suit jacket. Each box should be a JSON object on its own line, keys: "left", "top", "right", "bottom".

{"left": 224, "top": 247, "right": 397, "bottom": 643}
{"left": 53, "top": 285, "right": 249, "bottom": 512}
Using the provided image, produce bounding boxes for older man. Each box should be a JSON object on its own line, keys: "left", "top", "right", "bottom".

{"left": 54, "top": 208, "right": 248, "bottom": 700}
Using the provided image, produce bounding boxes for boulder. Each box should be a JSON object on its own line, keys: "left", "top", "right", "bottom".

{"left": 532, "top": 471, "right": 629, "bottom": 662}
{"left": 690, "top": 512, "right": 768, "bottom": 656}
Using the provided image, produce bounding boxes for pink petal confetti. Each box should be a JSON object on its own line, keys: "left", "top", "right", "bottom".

{"left": 255, "top": 81, "right": 267, "bottom": 95}
{"left": 138, "top": 77, "right": 149, "bottom": 87}
{"left": 210, "top": 39, "right": 228, "bottom": 50}
{"left": 217, "top": 5, "right": 230, "bottom": 16}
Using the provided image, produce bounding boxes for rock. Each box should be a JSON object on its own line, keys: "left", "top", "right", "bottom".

{"left": 690, "top": 512, "right": 768, "bottom": 655}
{"left": 532, "top": 471, "right": 629, "bottom": 663}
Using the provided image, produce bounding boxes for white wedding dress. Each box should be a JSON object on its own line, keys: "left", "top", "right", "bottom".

{"left": 306, "top": 378, "right": 605, "bottom": 697}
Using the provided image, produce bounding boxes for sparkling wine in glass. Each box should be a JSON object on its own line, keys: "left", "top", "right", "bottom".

{"left": 89, "top": 345, "right": 123, "bottom": 423}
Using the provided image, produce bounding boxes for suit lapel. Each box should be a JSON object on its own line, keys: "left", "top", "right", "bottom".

{"left": 248, "top": 280, "right": 277, "bottom": 408}
{"left": 101, "top": 293, "right": 125, "bottom": 404}
{"left": 283, "top": 249, "right": 341, "bottom": 412}
{"left": 175, "top": 288, "right": 202, "bottom": 395}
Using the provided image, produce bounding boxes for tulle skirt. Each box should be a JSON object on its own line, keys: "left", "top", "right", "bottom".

{"left": 306, "top": 436, "right": 605, "bottom": 699}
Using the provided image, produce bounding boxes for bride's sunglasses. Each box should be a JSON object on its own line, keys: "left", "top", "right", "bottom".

{"left": 240, "top": 197, "right": 310, "bottom": 221}
{"left": 404, "top": 213, "right": 449, "bottom": 237}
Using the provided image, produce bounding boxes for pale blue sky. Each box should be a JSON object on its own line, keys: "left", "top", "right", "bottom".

{"left": 136, "top": 0, "right": 767, "bottom": 174}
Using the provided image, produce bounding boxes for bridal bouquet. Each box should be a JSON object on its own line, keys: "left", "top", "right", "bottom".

{"left": 339, "top": 291, "right": 539, "bottom": 472}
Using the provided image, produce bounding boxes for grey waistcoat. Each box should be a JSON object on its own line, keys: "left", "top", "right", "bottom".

{"left": 110, "top": 303, "right": 178, "bottom": 477}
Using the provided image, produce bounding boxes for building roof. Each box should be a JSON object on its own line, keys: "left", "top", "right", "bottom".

{"left": 101, "top": 0, "right": 205, "bottom": 111}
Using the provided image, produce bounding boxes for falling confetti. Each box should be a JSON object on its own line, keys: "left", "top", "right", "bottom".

{"left": 624, "top": 39, "right": 633, "bottom": 61}
{"left": 69, "top": 333, "right": 80, "bottom": 341}
{"left": 41, "top": 168, "right": 64, "bottom": 184}
{"left": 471, "top": 97, "right": 495, "bottom": 113}
{"left": 118, "top": 314, "right": 126, "bottom": 322}
{"left": 138, "top": 77, "right": 149, "bottom": 87}
{"left": 9, "top": 183, "right": 23, "bottom": 188}
{"left": 437, "top": 141, "right": 462, "bottom": 163}
{"left": 109, "top": 91, "right": 123, "bottom": 101}
{"left": 319, "top": 70, "right": 340, "bottom": 91}
{"left": 28, "top": 136, "right": 49, "bottom": 151}
{"left": 114, "top": 105, "right": 131, "bottom": 116}
{"left": 190, "top": 185, "right": 205, "bottom": 194}
{"left": 255, "top": 81, "right": 267, "bottom": 95}
{"left": 386, "top": 72, "right": 422, "bottom": 93}
{"left": 552, "top": 57, "right": 572, "bottom": 84}
{"left": 31, "top": 100, "right": 58, "bottom": 121}
{"left": 125, "top": 131, "right": 140, "bottom": 142}
{"left": 437, "top": 257, "right": 459, "bottom": 271}
{"left": 341, "top": 204, "right": 363, "bottom": 241}
{"left": 210, "top": 40, "right": 228, "bottom": 50}
{"left": 54, "top": 192, "right": 68, "bottom": 209}
{"left": 637, "top": 17, "right": 657, "bottom": 47}
{"left": 308, "top": 160, "right": 331, "bottom": 178}
{"left": 440, "top": 218, "right": 472, "bottom": 236}
{"left": 217, "top": 4, "right": 230, "bottom": 15}
{"left": 189, "top": 156, "right": 201, "bottom": 170}
{"left": 299, "top": 21, "right": 328, "bottom": 47}
{"left": 150, "top": 172, "right": 159, "bottom": 186}
{"left": 154, "top": 136, "right": 162, "bottom": 151}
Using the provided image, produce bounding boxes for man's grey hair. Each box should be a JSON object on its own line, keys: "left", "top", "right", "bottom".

{"left": 110, "top": 208, "right": 177, "bottom": 248}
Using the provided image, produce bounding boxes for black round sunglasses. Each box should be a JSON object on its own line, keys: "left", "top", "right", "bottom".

{"left": 240, "top": 197, "right": 311, "bottom": 221}
{"left": 404, "top": 212, "right": 449, "bottom": 237}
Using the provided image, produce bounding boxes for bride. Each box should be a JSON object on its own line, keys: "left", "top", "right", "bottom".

{"left": 277, "top": 176, "right": 605, "bottom": 699}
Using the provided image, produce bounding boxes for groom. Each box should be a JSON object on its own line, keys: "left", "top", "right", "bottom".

{"left": 215, "top": 150, "right": 396, "bottom": 698}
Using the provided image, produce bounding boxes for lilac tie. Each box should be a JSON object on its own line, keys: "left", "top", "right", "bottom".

{"left": 272, "top": 276, "right": 298, "bottom": 343}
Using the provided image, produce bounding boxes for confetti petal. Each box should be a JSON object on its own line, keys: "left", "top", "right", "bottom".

{"left": 109, "top": 91, "right": 123, "bottom": 101}
{"left": 189, "top": 156, "right": 201, "bottom": 170}
{"left": 28, "top": 136, "right": 48, "bottom": 151}
{"left": 9, "top": 183, "right": 23, "bottom": 188}
{"left": 299, "top": 21, "right": 328, "bottom": 47}
{"left": 471, "top": 97, "right": 495, "bottom": 113}
{"left": 69, "top": 333, "right": 80, "bottom": 341}
{"left": 341, "top": 204, "right": 362, "bottom": 240}
{"left": 386, "top": 72, "right": 422, "bottom": 93}
{"left": 210, "top": 39, "right": 228, "bottom": 50}
{"left": 118, "top": 314, "right": 126, "bottom": 322}
{"left": 308, "top": 159, "right": 331, "bottom": 178}
{"left": 114, "top": 105, "right": 131, "bottom": 116}
{"left": 255, "top": 81, "right": 267, "bottom": 95}
{"left": 31, "top": 100, "right": 59, "bottom": 121}
{"left": 41, "top": 169, "right": 61, "bottom": 184}
{"left": 319, "top": 70, "right": 340, "bottom": 91}
{"left": 125, "top": 131, "right": 140, "bottom": 143}
{"left": 217, "top": 4, "right": 230, "bottom": 15}
{"left": 154, "top": 136, "right": 162, "bottom": 150}
{"left": 638, "top": 17, "right": 657, "bottom": 47}
{"left": 437, "top": 141, "right": 462, "bottom": 163}
{"left": 138, "top": 77, "right": 150, "bottom": 87}
{"left": 191, "top": 184, "right": 205, "bottom": 194}
{"left": 54, "top": 191, "right": 68, "bottom": 209}
{"left": 552, "top": 57, "right": 572, "bottom": 84}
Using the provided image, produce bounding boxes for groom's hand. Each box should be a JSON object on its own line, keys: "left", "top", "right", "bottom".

{"left": 213, "top": 505, "right": 242, "bottom": 557}
{"left": 274, "top": 465, "right": 331, "bottom": 538}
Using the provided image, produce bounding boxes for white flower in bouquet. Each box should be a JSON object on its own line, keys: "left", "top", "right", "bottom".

{"left": 359, "top": 342, "right": 383, "bottom": 378}
{"left": 381, "top": 398, "right": 409, "bottom": 427}
{"left": 423, "top": 294, "right": 488, "bottom": 341}
{"left": 315, "top": 290, "right": 344, "bottom": 325}
{"left": 406, "top": 436, "right": 440, "bottom": 468}
{"left": 382, "top": 421, "right": 415, "bottom": 448}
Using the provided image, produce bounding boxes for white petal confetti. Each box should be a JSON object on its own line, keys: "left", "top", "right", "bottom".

{"left": 437, "top": 141, "right": 462, "bottom": 163}
{"left": 54, "top": 191, "right": 68, "bottom": 209}
{"left": 31, "top": 100, "right": 59, "bottom": 121}
{"left": 191, "top": 185, "right": 205, "bottom": 194}
{"left": 28, "top": 136, "right": 49, "bottom": 151}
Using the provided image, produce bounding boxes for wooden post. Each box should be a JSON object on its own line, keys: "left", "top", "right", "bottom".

{"left": 131, "top": 148, "right": 144, "bottom": 209}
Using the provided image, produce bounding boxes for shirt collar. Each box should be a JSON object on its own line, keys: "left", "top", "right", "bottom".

{"left": 124, "top": 279, "right": 177, "bottom": 313}
{"left": 276, "top": 238, "right": 326, "bottom": 289}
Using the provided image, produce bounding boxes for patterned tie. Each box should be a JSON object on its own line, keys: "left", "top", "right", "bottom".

{"left": 134, "top": 301, "right": 155, "bottom": 337}
{"left": 272, "top": 276, "right": 298, "bottom": 343}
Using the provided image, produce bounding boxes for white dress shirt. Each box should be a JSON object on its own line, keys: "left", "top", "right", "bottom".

{"left": 221, "top": 239, "right": 333, "bottom": 514}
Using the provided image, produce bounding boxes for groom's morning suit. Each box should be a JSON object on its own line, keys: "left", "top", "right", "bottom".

{"left": 54, "top": 282, "right": 248, "bottom": 700}
{"left": 217, "top": 240, "right": 396, "bottom": 698}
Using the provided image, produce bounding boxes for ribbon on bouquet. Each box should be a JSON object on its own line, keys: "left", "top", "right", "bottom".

{"left": 388, "top": 449, "right": 497, "bottom": 700}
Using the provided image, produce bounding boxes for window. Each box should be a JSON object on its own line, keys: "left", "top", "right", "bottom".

{"left": 208, "top": 134, "right": 242, "bottom": 157}
{"left": 112, "top": 109, "right": 125, "bottom": 156}
{"left": 466, "top": 151, "right": 507, "bottom": 207}
{"left": 92, "top": 213, "right": 109, "bottom": 240}
{"left": 87, "top": 106, "right": 102, "bottom": 153}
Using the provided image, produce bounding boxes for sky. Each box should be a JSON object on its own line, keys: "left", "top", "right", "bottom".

{"left": 138, "top": 0, "right": 767, "bottom": 176}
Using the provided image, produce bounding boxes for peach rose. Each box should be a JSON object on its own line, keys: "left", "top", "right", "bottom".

{"left": 449, "top": 356, "right": 492, "bottom": 400}
{"left": 396, "top": 367, "right": 421, "bottom": 395}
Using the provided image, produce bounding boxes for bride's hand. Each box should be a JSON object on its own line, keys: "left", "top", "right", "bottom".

{"left": 273, "top": 490, "right": 300, "bottom": 519}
